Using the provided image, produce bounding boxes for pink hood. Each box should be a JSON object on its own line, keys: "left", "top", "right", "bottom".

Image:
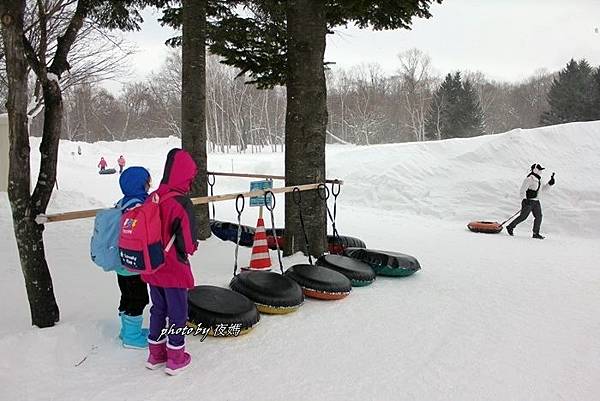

{"left": 157, "top": 148, "right": 198, "bottom": 195}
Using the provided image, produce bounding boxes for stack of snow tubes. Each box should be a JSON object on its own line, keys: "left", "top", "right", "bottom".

{"left": 192, "top": 222, "right": 421, "bottom": 337}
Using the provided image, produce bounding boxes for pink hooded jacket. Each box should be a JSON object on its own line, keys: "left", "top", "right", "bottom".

{"left": 142, "top": 149, "right": 198, "bottom": 289}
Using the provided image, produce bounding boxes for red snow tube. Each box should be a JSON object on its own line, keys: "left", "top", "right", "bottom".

{"left": 211, "top": 220, "right": 366, "bottom": 252}
{"left": 467, "top": 221, "right": 503, "bottom": 234}
{"left": 265, "top": 228, "right": 285, "bottom": 250}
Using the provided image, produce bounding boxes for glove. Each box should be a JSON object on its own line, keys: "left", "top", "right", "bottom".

{"left": 548, "top": 172, "right": 555, "bottom": 186}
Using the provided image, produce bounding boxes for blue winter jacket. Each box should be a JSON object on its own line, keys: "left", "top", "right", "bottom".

{"left": 115, "top": 166, "right": 150, "bottom": 276}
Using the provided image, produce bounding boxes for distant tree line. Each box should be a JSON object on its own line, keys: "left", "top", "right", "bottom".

{"left": 11, "top": 52, "right": 600, "bottom": 148}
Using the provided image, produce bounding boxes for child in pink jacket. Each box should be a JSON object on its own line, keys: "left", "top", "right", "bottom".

{"left": 117, "top": 155, "right": 126, "bottom": 174}
{"left": 143, "top": 148, "right": 198, "bottom": 375}
{"left": 98, "top": 157, "right": 107, "bottom": 172}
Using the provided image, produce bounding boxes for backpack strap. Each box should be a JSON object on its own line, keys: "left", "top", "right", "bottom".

{"left": 149, "top": 191, "right": 181, "bottom": 204}
{"left": 118, "top": 198, "right": 143, "bottom": 211}
{"left": 165, "top": 235, "right": 177, "bottom": 252}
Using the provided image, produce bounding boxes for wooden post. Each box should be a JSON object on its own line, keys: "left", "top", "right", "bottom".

{"left": 0, "top": 114, "right": 8, "bottom": 192}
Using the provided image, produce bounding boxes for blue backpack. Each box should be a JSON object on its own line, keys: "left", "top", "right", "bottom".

{"left": 90, "top": 198, "right": 141, "bottom": 272}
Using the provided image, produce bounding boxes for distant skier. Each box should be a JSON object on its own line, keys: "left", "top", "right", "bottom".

{"left": 77, "top": 145, "right": 82, "bottom": 155}
{"left": 98, "top": 157, "right": 108, "bottom": 172}
{"left": 118, "top": 155, "right": 126, "bottom": 174}
{"left": 505, "top": 164, "right": 555, "bottom": 239}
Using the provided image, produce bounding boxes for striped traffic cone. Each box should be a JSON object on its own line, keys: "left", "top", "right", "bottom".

{"left": 247, "top": 217, "right": 272, "bottom": 271}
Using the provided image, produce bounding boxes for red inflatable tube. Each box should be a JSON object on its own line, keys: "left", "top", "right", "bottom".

{"left": 467, "top": 221, "right": 503, "bottom": 234}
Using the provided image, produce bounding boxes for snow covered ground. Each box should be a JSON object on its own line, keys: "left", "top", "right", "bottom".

{"left": 1, "top": 121, "right": 599, "bottom": 401}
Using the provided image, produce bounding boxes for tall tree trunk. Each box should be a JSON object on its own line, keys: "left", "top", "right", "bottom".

{"left": 182, "top": 0, "right": 210, "bottom": 239}
{"left": 283, "top": 0, "right": 327, "bottom": 257}
{"left": 1, "top": 0, "right": 59, "bottom": 327}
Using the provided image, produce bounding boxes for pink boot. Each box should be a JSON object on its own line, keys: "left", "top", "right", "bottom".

{"left": 146, "top": 341, "right": 167, "bottom": 370}
{"left": 165, "top": 344, "right": 191, "bottom": 376}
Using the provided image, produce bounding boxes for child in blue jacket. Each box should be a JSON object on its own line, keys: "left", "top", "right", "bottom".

{"left": 116, "top": 166, "right": 152, "bottom": 348}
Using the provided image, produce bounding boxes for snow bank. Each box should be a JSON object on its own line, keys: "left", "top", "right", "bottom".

{"left": 327, "top": 121, "right": 600, "bottom": 238}
{"left": 29, "top": 120, "right": 600, "bottom": 237}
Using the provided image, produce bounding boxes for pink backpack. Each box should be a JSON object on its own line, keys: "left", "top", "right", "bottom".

{"left": 118, "top": 192, "right": 177, "bottom": 274}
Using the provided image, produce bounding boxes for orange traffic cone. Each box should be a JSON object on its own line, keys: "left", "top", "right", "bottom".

{"left": 246, "top": 217, "right": 272, "bottom": 271}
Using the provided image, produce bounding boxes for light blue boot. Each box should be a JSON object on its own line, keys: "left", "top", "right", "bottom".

{"left": 120, "top": 314, "right": 149, "bottom": 349}
{"left": 119, "top": 313, "right": 148, "bottom": 340}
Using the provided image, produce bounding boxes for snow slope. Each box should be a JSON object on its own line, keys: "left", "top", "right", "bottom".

{"left": 1, "top": 121, "right": 599, "bottom": 401}
{"left": 35, "top": 120, "right": 600, "bottom": 236}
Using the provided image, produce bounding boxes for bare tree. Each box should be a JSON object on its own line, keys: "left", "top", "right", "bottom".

{"left": 149, "top": 50, "right": 181, "bottom": 137}
{"left": 19, "top": 43, "right": 558, "bottom": 148}
{"left": 396, "top": 48, "right": 433, "bottom": 141}
{"left": 2, "top": 0, "right": 135, "bottom": 132}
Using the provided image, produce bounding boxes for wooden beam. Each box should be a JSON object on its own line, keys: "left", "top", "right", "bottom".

{"left": 35, "top": 182, "right": 328, "bottom": 224}
{"left": 190, "top": 182, "right": 322, "bottom": 205}
{"left": 208, "top": 171, "right": 343, "bottom": 185}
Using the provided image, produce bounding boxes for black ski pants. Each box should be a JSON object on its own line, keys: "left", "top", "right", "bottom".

{"left": 507, "top": 199, "right": 543, "bottom": 234}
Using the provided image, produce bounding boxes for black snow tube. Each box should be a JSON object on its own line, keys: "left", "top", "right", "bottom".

{"left": 315, "top": 254, "right": 376, "bottom": 287}
{"left": 188, "top": 285, "right": 260, "bottom": 336}
{"left": 327, "top": 236, "right": 367, "bottom": 255}
{"left": 210, "top": 220, "right": 255, "bottom": 247}
{"left": 209, "top": 220, "right": 366, "bottom": 253}
{"left": 229, "top": 271, "right": 304, "bottom": 314}
{"left": 99, "top": 168, "right": 117, "bottom": 175}
{"left": 343, "top": 248, "right": 421, "bottom": 277}
{"left": 284, "top": 264, "right": 352, "bottom": 300}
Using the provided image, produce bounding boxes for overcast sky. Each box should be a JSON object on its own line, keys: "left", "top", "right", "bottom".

{"left": 109, "top": 0, "right": 600, "bottom": 92}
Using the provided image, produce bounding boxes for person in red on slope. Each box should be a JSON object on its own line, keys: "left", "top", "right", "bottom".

{"left": 117, "top": 155, "right": 126, "bottom": 174}
{"left": 98, "top": 157, "right": 108, "bottom": 172}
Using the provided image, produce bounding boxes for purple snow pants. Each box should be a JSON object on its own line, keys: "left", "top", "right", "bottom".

{"left": 148, "top": 285, "right": 188, "bottom": 347}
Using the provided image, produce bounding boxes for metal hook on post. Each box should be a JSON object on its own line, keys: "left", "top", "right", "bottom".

{"left": 317, "top": 183, "right": 330, "bottom": 201}
{"left": 207, "top": 173, "right": 216, "bottom": 219}
{"left": 292, "top": 187, "right": 313, "bottom": 265}
{"left": 318, "top": 183, "right": 341, "bottom": 248}
{"left": 331, "top": 179, "right": 341, "bottom": 223}
{"left": 264, "top": 190, "right": 284, "bottom": 274}
{"left": 233, "top": 194, "right": 245, "bottom": 276}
